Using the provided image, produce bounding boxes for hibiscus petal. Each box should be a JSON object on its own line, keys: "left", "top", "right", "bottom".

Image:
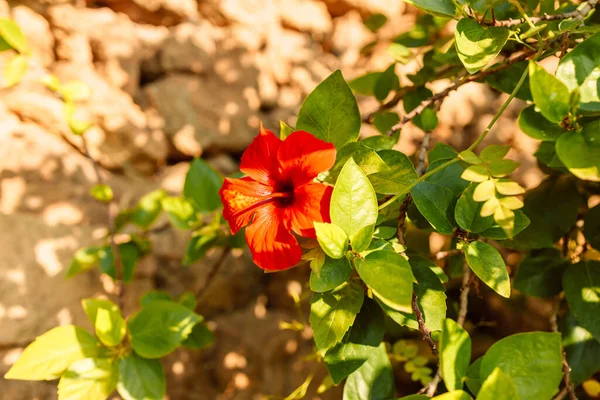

{"left": 278, "top": 130, "right": 336, "bottom": 186}
{"left": 284, "top": 182, "right": 333, "bottom": 238}
{"left": 219, "top": 176, "right": 273, "bottom": 234}
{"left": 240, "top": 124, "right": 282, "bottom": 184}
{"left": 246, "top": 202, "right": 302, "bottom": 271}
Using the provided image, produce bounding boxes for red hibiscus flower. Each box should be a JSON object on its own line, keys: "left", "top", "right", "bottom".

{"left": 219, "top": 124, "right": 336, "bottom": 271}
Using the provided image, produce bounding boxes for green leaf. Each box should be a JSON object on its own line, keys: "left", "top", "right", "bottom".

{"left": 404, "top": 86, "right": 437, "bottom": 132}
{"left": 182, "top": 322, "right": 215, "bottom": 349}
{"left": 584, "top": 204, "right": 600, "bottom": 250}
{"left": 374, "top": 64, "right": 400, "bottom": 101}
{"left": 63, "top": 103, "right": 94, "bottom": 135}
{"left": 466, "top": 357, "right": 483, "bottom": 395}
{"left": 370, "top": 150, "right": 417, "bottom": 195}
{"left": 89, "top": 184, "right": 113, "bottom": 203}
{"left": 331, "top": 158, "right": 378, "bottom": 242}
{"left": 178, "top": 291, "right": 197, "bottom": 310}
{"left": 518, "top": 105, "right": 566, "bottom": 141}
{"left": 161, "top": 196, "right": 198, "bottom": 229}
{"left": 183, "top": 230, "right": 218, "bottom": 265}
{"left": 342, "top": 343, "right": 395, "bottom": 400}
{"left": 513, "top": 249, "right": 568, "bottom": 297}
{"left": 324, "top": 298, "right": 385, "bottom": 384}
{"left": 315, "top": 222, "right": 349, "bottom": 259}
{"left": 128, "top": 300, "right": 202, "bottom": 358}
{"left": 183, "top": 158, "right": 222, "bottom": 213}
{"left": 67, "top": 247, "right": 101, "bottom": 278}
{"left": 349, "top": 72, "right": 382, "bottom": 96}
{"left": 372, "top": 112, "right": 400, "bottom": 135}
{"left": 4, "top": 54, "right": 27, "bottom": 87}
{"left": 560, "top": 311, "right": 600, "bottom": 385}
{"left": 403, "top": 0, "right": 456, "bottom": 16}
{"left": 5, "top": 326, "right": 99, "bottom": 380}
{"left": 355, "top": 251, "right": 415, "bottom": 313}
{"left": 480, "top": 145, "right": 510, "bottom": 162}
{"left": 461, "top": 165, "right": 489, "bottom": 182}
{"left": 58, "top": 358, "right": 117, "bottom": 400}
{"left": 556, "top": 31, "right": 600, "bottom": 112}
{"left": 484, "top": 61, "right": 532, "bottom": 101}
{"left": 556, "top": 120, "right": 600, "bottom": 182}
{"left": 131, "top": 190, "right": 167, "bottom": 229}
{"left": 297, "top": 70, "right": 361, "bottom": 149}
{"left": 440, "top": 319, "right": 471, "bottom": 391}
{"left": 455, "top": 183, "right": 494, "bottom": 233}
{"left": 81, "top": 299, "right": 126, "bottom": 347}
{"left": 310, "top": 255, "right": 353, "bottom": 293}
{"left": 365, "top": 13, "right": 388, "bottom": 32}
{"left": 425, "top": 158, "right": 469, "bottom": 195}
{"left": 465, "top": 241, "right": 510, "bottom": 298}
{"left": 378, "top": 257, "right": 446, "bottom": 331}
{"left": 480, "top": 332, "right": 563, "bottom": 400}
{"left": 140, "top": 291, "right": 172, "bottom": 306}
{"left": 432, "top": 391, "right": 472, "bottom": 400}
{"left": 0, "top": 19, "right": 28, "bottom": 53}
{"left": 280, "top": 120, "right": 294, "bottom": 140}
{"left": 328, "top": 143, "right": 390, "bottom": 181}
{"left": 98, "top": 242, "right": 140, "bottom": 282}
{"left": 117, "top": 353, "right": 165, "bottom": 400}
{"left": 309, "top": 281, "right": 364, "bottom": 353}
{"left": 528, "top": 61, "right": 571, "bottom": 124}
{"left": 429, "top": 143, "right": 458, "bottom": 164}
{"left": 455, "top": 18, "right": 509, "bottom": 74}
{"left": 506, "top": 175, "right": 581, "bottom": 249}
{"left": 488, "top": 159, "right": 519, "bottom": 178}
{"left": 411, "top": 181, "right": 456, "bottom": 234}
{"left": 476, "top": 367, "right": 519, "bottom": 400}
{"left": 534, "top": 141, "right": 567, "bottom": 171}
{"left": 563, "top": 261, "right": 600, "bottom": 340}
{"left": 397, "top": 395, "right": 429, "bottom": 400}
{"left": 459, "top": 150, "right": 482, "bottom": 165}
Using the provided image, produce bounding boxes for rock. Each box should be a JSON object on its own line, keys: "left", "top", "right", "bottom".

{"left": 91, "top": 0, "right": 199, "bottom": 26}
{"left": 11, "top": 6, "right": 55, "bottom": 67}
{"left": 279, "top": 0, "right": 332, "bottom": 36}
{"left": 331, "top": 11, "right": 376, "bottom": 66}
{"left": 142, "top": 73, "right": 275, "bottom": 156}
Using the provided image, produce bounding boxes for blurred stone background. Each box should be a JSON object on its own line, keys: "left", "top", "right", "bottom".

{"left": 0, "top": 0, "right": 549, "bottom": 399}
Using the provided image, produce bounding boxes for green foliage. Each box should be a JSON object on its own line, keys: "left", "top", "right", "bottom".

{"left": 480, "top": 332, "right": 563, "bottom": 400}
{"left": 4, "top": 54, "right": 28, "bottom": 87}
{"left": 555, "top": 120, "right": 600, "bottom": 182}
{"left": 5, "top": 326, "right": 99, "bottom": 380}
{"left": 465, "top": 241, "right": 510, "bottom": 298}
{"left": 117, "top": 353, "right": 165, "bottom": 400}
{"left": 297, "top": 70, "right": 361, "bottom": 149}
{"left": 455, "top": 19, "right": 509, "bottom": 74}
{"left": 183, "top": 158, "right": 222, "bottom": 213}
{"left": 310, "top": 281, "right": 364, "bottom": 353}
{"left": 314, "top": 222, "right": 349, "bottom": 258}
{"left": 57, "top": 358, "right": 117, "bottom": 400}
{"left": 513, "top": 249, "right": 568, "bottom": 297}
{"left": 476, "top": 368, "right": 519, "bottom": 400}
{"left": 355, "top": 251, "right": 415, "bottom": 312}
{"left": 82, "top": 299, "right": 126, "bottom": 347}
{"left": 440, "top": 319, "right": 471, "bottom": 391}
{"left": 563, "top": 261, "right": 600, "bottom": 340}
{"left": 529, "top": 61, "right": 572, "bottom": 124}
{"left": 342, "top": 343, "right": 395, "bottom": 400}
{"left": 89, "top": 184, "right": 114, "bottom": 203}
{"left": 128, "top": 300, "right": 202, "bottom": 358}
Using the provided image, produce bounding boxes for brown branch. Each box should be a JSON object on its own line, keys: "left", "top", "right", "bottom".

{"left": 195, "top": 246, "right": 231, "bottom": 302}
{"left": 385, "top": 49, "right": 537, "bottom": 137}
{"left": 397, "top": 194, "right": 412, "bottom": 247}
{"left": 81, "top": 135, "right": 126, "bottom": 310}
{"left": 412, "top": 293, "right": 438, "bottom": 357}
{"left": 488, "top": 0, "right": 598, "bottom": 27}
{"left": 550, "top": 298, "right": 577, "bottom": 400}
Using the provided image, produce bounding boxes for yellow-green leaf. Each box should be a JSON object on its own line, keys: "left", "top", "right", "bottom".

{"left": 4, "top": 54, "right": 28, "bottom": 87}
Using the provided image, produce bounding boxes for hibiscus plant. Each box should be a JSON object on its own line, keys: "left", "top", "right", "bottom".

{"left": 4, "top": 0, "right": 600, "bottom": 399}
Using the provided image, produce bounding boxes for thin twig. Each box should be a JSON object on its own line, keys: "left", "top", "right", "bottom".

{"left": 195, "top": 246, "right": 231, "bottom": 302}
{"left": 550, "top": 298, "right": 577, "bottom": 400}
{"left": 488, "top": 0, "right": 598, "bottom": 27}
{"left": 385, "top": 50, "right": 537, "bottom": 137}
{"left": 552, "top": 386, "right": 570, "bottom": 400}
{"left": 412, "top": 293, "right": 438, "bottom": 357}
{"left": 81, "top": 135, "right": 125, "bottom": 310}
